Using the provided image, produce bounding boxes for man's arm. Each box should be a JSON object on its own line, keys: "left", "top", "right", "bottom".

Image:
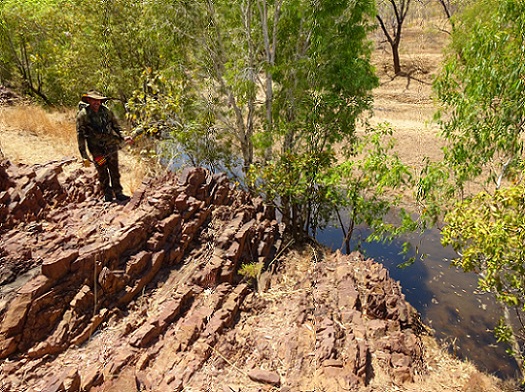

{"left": 76, "top": 111, "right": 89, "bottom": 160}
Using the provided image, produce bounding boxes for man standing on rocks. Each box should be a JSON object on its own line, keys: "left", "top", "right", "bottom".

{"left": 76, "top": 90, "right": 132, "bottom": 202}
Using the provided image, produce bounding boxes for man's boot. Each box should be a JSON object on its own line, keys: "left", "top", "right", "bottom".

{"left": 115, "top": 192, "right": 130, "bottom": 202}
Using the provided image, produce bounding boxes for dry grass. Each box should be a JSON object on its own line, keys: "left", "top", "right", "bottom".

{"left": 389, "top": 336, "right": 514, "bottom": 392}
{"left": 369, "top": 20, "right": 446, "bottom": 166}
{"left": 1, "top": 104, "right": 75, "bottom": 139}
{"left": 0, "top": 105, "right": 150, "bottom": 195}
{"left": 0, "top": 105, "right": 77, "bottom": 162}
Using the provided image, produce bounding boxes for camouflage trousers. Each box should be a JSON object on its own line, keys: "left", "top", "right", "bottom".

{"left": 92, "top": 145, "right": 123, "bottom": 196}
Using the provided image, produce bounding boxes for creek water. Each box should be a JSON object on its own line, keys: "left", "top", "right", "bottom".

{"left": 316, "top": 226, "right": 519, "bottom": 379}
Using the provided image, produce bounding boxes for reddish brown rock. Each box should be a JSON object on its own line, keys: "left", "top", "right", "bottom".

{"left": 71, "top": 309, "right": 108, "bottom": 346}
{"left": 0, "top": 291, "right": 32, "bottom": 336}
{"left": 248, "top": 369, "right": 281, "bottom": 387}
{"left": 323, "top": 359, "right": 344, "bottom": 368}
{"left": 125, "top": 251, "right": 151, "bottom": 276}
{"left": 130, "top": 322, "right": 163, "bottom": 348}
{"left": 316, "top": 318, "right": 337, "bottom": 361}
{"left": 70, "top": 285, "right": 94, "bottom": 312}
{"left": 0, "top": 337, "right": 17, "bottom": 358}
{"left": 0, "top": 162, "right": 14, "bottom": 191}
{"left": 81, "top": 365, "right": 103, "bottom": 391}
{"left": 0, "top": 163, "right": 427, "bottom": 392}
{"left": 98, "top": 267, "right": 127, "bottom": 295}
{"left": 41, "top": 249, "right": 78, "bottom": 280}
{"left": 179, "top": 166, "right": 208, "bottom": 192}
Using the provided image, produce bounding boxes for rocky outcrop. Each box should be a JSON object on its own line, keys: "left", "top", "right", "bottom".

{"left": 314, "top": 251, "right": 425, "bottom": 387}
{"left": 0, "top": 159, "right": 426, "bottom": 391}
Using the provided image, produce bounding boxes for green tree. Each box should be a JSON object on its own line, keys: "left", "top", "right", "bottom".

{"left": 200, "top": 0, "right": 260, "bottom": 170}
{"left": 122, "top": 1, "right": 243, "bottom": 172}
{"left": 434, "top": 0, "right": 525, "bottom": 192}
{"left": 253, "top": 124, "right": 417, "bottom": 249}
{"left": 427, "top": 0, "right": 525, "bottom": 377}
{"left": 326, "top": 126, "right": 416, "bottom": 254}
{"left": 127, "top": 0, "right": 265, "bottom": 172}
{"left": 0, "top": 0, "right": 73, "bottom": 103}
{"left": 0, "top": 0, "right": 187, "bottom": 105}
{"left": 441, "top": 186, "right": 525, "bottom": 373}
{"left": 247, "top": 0, "right": 380, "bottom": 238}
{"left": 78, "top": 0, "right": 186, "bottom": 103}
{"left": 126, "top": 68, "right": 240, "bottom": 172}
{"left": 127, "top": 1, "right": 410, "bottom": 246}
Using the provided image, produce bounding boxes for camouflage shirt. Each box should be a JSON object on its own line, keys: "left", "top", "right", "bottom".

{"left": 76, "top": 101, "right": 125, "bottom": 159}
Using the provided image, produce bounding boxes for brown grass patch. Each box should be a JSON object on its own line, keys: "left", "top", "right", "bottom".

{"left": 1, "top": 105, "right": 75, "bottom": 139}
{"left": 0, "top": 105, "right": 152, "bottom": 195}
{"left": 0, "top": 105, "right": 77, "bottom": 162}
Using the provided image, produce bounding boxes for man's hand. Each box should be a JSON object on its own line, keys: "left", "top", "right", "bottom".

{"left": 83, "top": 159, "right": 91, "bottom": 167}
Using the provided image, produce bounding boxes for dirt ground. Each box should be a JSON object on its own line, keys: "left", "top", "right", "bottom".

{"left": 370, "top": 20, "right": 447, "bottom": 166}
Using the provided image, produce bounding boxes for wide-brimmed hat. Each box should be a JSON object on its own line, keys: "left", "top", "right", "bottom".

{"left": 81, "top": 90, "right": 109, "bottom": 102}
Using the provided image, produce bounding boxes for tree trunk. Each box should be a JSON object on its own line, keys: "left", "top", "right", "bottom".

{"left": 392, "top": 42, "right": 401, "bottom": 75}
{"left": 206, "top": 0, "right": 253, "bottom": 171}
{"left": 258, "top": 0, "right": 283, "bottom": 162}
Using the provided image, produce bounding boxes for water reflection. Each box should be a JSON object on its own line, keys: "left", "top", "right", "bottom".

{"left": 316, "top": 226, "right": 519, "bottom": 379}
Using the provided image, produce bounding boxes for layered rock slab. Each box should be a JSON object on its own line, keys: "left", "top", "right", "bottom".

{"left": 0, "top": 160, "right": 426, "bottom": 391}
{"left": 0, "top": 161, "right": 281, "bottom": 390}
